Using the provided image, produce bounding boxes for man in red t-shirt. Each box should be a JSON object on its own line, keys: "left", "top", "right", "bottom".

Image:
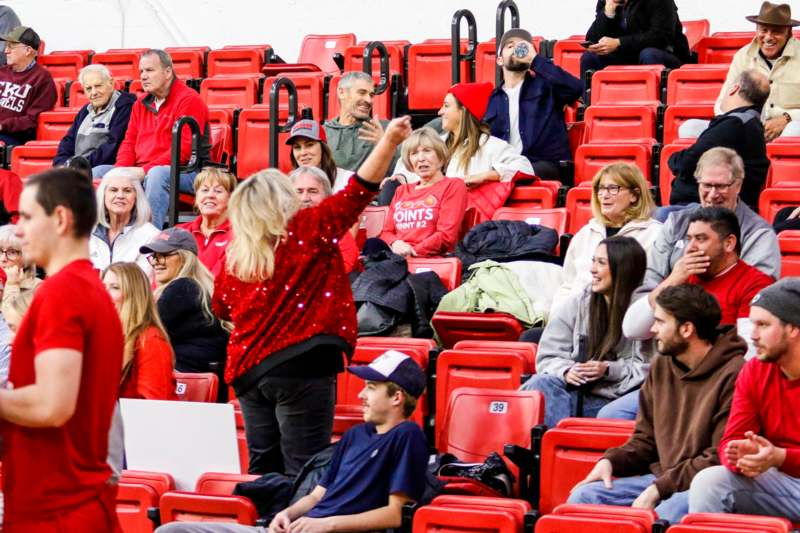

{"left": 0, "top": 168, "right": 124, "bottom": 532}
{"left": 689, "top": 278, "right": 800, "bottom": 522}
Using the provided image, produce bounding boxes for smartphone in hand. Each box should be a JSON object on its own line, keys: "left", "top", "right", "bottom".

{"left": 580, "top": 41, "right": 596, "bottom": 48}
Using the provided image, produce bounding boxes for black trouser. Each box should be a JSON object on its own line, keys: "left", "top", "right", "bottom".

{"left": 237, "top": 374, "right": 336, "bottom": 476}
{"left": 774, "top": 206, "right": 800, "bottom": 233}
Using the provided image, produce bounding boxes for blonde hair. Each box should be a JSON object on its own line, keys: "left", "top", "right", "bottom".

{"left": 444, "top": 95, "right": 491, "bottom": 175}
{"left": 226, "top": 169, "right": 300, "bottom": 282}
{"left": 154, "top": 249, "right": 217, "bottom": 323}
{"left": 401, "top": 127, "right": 449, "bottom": 172}
{"left": 103, "top": 262, "right": 172, "bottom": 383}
{"left": 591, "top": 163, "right": 655, "bottom": 226}
{"left": 3, "top": 286, "right": 36, "bottom": 322}
{"left": 96, "top": 169, "right": 152, "bottom": 228}
{"left": 193, "top": 167, "right": 238, "bottom": 201}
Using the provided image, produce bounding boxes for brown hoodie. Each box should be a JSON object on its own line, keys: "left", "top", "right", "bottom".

{"left": 604, "top": 327, "right": 746, "bottom": 499}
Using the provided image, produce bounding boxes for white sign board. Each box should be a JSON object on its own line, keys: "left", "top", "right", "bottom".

{"left": 120, "top": 399, "right": 241, "bottom": 491}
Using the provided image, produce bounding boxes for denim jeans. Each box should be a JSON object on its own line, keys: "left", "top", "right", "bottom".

{"left": 689, "top": 465, "right": 800, "bottom": 521}
{"left": 520, "top": 374, "right": 611, "bottom": 429}
{"left": 92, "top": 164, "right": 114, "bottom": 178}
{"left": 144, "top": 165, "right": 197, "bottom": 229}
{"left": 569, "top": 473, "right": 689, "bottom": 524}
{"left": 237, "top": 374, "right": 336, "bottom": 477}
{"left": 596, "top": 389, "right": 640, "bottom": 420}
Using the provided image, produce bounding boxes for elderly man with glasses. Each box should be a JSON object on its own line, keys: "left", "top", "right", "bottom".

{"left": 0, "top": 26, "right": 56, "bottom": 146}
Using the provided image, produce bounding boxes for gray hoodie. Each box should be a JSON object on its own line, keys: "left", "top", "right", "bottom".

{"left": 536, "top": 287, "right": 652, "bottom": 399}
{"left": 323, "top": 118, "right": 398, "bottom": 173}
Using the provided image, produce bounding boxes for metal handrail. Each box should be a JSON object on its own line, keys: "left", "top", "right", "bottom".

{"left": 363, "top": 41, "right": 390, "bottom": 95}
{"left": 268, "top": 77, "right": 298, "bottom": 169}
{"left": 451, "top": 9, "right": 477, "bottom": 84}
{"left": 168, "top": 115, "right": 202, "bottom": 227}
{"left": 495, "top": 0, "right": 521, "bottom": 86}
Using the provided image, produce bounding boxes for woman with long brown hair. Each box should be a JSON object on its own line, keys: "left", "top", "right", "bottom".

{"left": 521, "top": 236, "right": 651, "bottom": 428}
{"left": 102, "top": 262, "right": 175, "bottom": 400}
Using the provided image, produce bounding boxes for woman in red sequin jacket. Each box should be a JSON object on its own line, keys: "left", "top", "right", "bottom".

{"left": 212, "top": 117, "right": 413, "bottom": 476}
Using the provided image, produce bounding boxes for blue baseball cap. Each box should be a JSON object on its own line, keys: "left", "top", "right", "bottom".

{"left": 347, "top": 350, "right": 426, "bottom": 398}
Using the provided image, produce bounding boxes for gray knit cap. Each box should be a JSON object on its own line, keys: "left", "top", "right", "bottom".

{"left": 750, "top": 278, "right": 800, "bottom": 325}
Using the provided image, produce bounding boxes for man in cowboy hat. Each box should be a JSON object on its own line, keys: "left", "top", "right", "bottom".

{"left": 714, "top": 2, "right": 800, "bottom": 141}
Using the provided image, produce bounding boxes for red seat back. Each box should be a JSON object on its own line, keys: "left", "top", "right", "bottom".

{"left": 493, "top": 207, "right": 568, "bottom": 237}
{"left": 413, "top": 506, "right": 521, "bottom": 533}
{"left": 565, "top": 186, "right": 594, "bottom": 234}
{"left": 505, "top": 185, "right": 557, "bottom": 209}
{"left": 10, "top": 144, "right": 57, "bottom": 179}
{"left": 407, "top": 42, "right": 471, "bottom": 111}
{"left": 207, "top": 49, "right": 263, "bottom": 77}
{"left": 298, "top": 33, "right": 357, "bottom": 74}
{"left": 431, "top": 312, "right": 525, "bottom": 349}
{"left": 343, "top": 43, "right": 405, "bottom": 77}
{"left": 356, "top": 205, "right": 388, "bottom": 246}
{"left": 91, "top": 51, "right": 141, "bottom": 80}
{"left": 174, "top": 372, "right": 218, "bottom": 403}
{"left": 683, "top": 19, "right": 711, "bottom": 50}
{"left": 553, "top": 39, "right": 586, "bottom": 78}
{"left": 696, "top": 35, "right": 754, "bottom": 64}
{"left": 236, "top": 105, "right": 292, "bottom": 177}
{"left": 195, "top": 472, "right": 259, "bottom": 495}
{"left": 39, "top": 53, "right": 85, "bottom": 82}
{"left": 666, "top": 65, "right": 727, "bottom": 105}
{"left": 164, "top": 49, "right": 204, "bottom": 79}
{"left": 662, "top": 104, "right": 715, "bottom": 145}
{"left": 574, "top": 143, "right": 651, "bottom": 184}
{"left": 590, "top": 69, "right": 661, "bottom": 106}
{"left": 767, "top": 142, "right": 800, "bottom": 187}
{"left": 200, "top": 76, "right": 259, "bottom": 108}
{"left": 759, "top": 188, "right": 800, "bottom": 224}
{"left": 658, "top": 141, "right": 693, "bottom": 205}
{"left": 37, "top": 109, "right": 78, "bottom": 141}
{"left": 680, "top": 512, "right": 792, "bottom": 533}
{"left": 263, "top": 73, "right": 326, "bottom": 120}
{"left": 779, "top": 230, "right": 800, "bottom": 278}
{"left": 582, "top": 105, "right": 657, "bottom": 144}
{"left": 406, "top": 257, "right": 462, "bottom": 291}
{"left": 117, "top": 482, "right": 160, "bottom": 533}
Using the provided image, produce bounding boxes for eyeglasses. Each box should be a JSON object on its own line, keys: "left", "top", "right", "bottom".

{"left": 146, "top": 252, "right": 177, "bottom": 266}
{"left": 697, "top": 180, "right": 736, "bottom": 193}
{"left": 0, "top": 248, "right": 20, "bottom": 259}
{"left": 596, "top": 185, "right": 629, "bottom": 196}
{"left": 4, "top": 43, "right": 29, "bottom": 52}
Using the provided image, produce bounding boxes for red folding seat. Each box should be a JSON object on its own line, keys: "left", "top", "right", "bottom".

{"left": 165, "top": 49, "right": 204, "bottom": 79}
{"left": 91, "top": 51, "right": 141, "bottom": 80}
{"left": 666, "top": 65, "right": 728, "bottom": 105}
{"left": 505, "top": 184, "right": 558, "bottom": 209}
{"left": 767, "top": 142, "right": 800, "bottom": 187}
{"left": 327, "top": 72, "right": 395, "bottom": 121}
{"left": 298, "top": 33, "right": 357, "bottom": 74}
{"left": 676, "top": 512, "right": 792, "bottom": 533}
{"left": 696, "top": 35, "right": 754, "bottom": 64}
{"left": 356, "top": 205, "right": 388, "bottom": 246}
{"left": 357, "top": 337, "right": 436, "bottom": 352}
{"left": 662, "top": 104, "right": 715, "bottom": 145}
{"left": 406, "top": 41, "right": 471, "bottom": 112}
{"left": 657, "top": 140, "right": 693, "bottom": 205}
{"left": 207, "top": 49, "right": 263, "bottom": 77}
{"left": 413, "top": 505, "right": 522, "bottom": 533}
{"left": 682, "top": 19, "right": 711, "bottom": 50}
{"left": 200, "top": 76, "right": 259, "bottom": 108}
{"left": 493, "top": 207, "right": 569, "bottom": 238}
{"left": 117, "top": 482, "right": 161, "bottom": 533}
{"left": 263, "top": 73, "right": 326, "bottom": 120}
{"left": 236, "top": 105, "right": 292, "bottom": 177}
{"left": 535, "top": 504, "right": 657, "bottom": 533}
{"left": 565, "top": 186, "right": 593, "bottom": 234}
{"left": 343, "top": 43, "right": 405, "bottom": 76}
{"left": 431, "top": 312, "right": 525, "bottom": 349}
{"left": 538, "top": 423, "right": 633, "bottom": 514}
{"left": 121, "top": 470, "right": 176, "bottom": 494}
{"left": 159, "top": 472, "right": 260, "bottom": 525}
{"left": 453, "top": 340, "right": 537, "bottom": 370}
{"left": 406, "top": 257, "right": 462, "bottom": 291}
{"left": 51, "top": 49, "right": 94, "bottom": 63}
{"left": 67, "top": 79, "right": 126, "bottom": 109}
{"left": 553, "top": 39, "right": 586, "bottom": 79}
{"left": 779, "top": 230, "right": 800, "bottom": 278}
{"left": 582, "top": 105, "right": 657, "bottom": 144}
{"left": 574, "top": 143, "right": 651, "bottom": 184}
{"left": 39, "top": 53, "right": 85, "bottom": 82}
{"left": 556, "top": 417, "right": 636, "bottom": 432}
{"left": 759, "top": 188, "right": 800, "bottom": 223}
{"left": 10, "top": 144, "right": 57, "bottom": 179}
{"left": 37, "top": 109, "right": 78, "bottom": 142}
{"left": 174, "top": 372, "right": 218, "bottom": 402}
{"left": 589, "top": 69, "right": 661, "bottom": 106}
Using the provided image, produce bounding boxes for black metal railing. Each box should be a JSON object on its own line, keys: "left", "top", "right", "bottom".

{"left": 268, "top": 77, "right": 298, "bottom": 169}
{"left": 495, "top": 0, "right": 521, "bottom": 86}
{"left": 168, "top": 115, "right": 203, "bottom": 228}
{"left": 451, "top": 9, "right": 477, "bottom": 84}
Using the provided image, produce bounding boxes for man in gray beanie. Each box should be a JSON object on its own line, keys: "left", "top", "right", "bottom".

{"left": 689, "top": 277, "right": 800, "bottom": 522}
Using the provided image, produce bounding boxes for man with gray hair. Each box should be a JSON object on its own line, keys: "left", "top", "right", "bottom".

{"left": 289, "top": 165, "right": 359, "bottom": 272}
{"left": 53, "top": 64, "right": 136, "bottom": 169}
{"left": 323, "top": 71, "right": 397, "bottom": 173}
{"left": 668, "top": 69, "right": 770, "bottom": 209}
{"left": 109, "top": 48, "right": 210, "bottom": 229}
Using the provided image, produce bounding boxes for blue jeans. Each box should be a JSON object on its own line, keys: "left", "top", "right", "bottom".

{"left": 569, "top": 473, "right": 689, "bottom": 524}
{"left": 144, "top": 166, "right": 197, "bottom": 229}
{"left": 596, "top": 389, "right": 640, "bottom": 420}
{"left": 92, "top": 164, "right": 114, "bottom": 178}
{"left": 520, "top": 374, "right": 610, "bottom": 429}
{"left": 689, "top": 465, "right": 800, "bottom": 521}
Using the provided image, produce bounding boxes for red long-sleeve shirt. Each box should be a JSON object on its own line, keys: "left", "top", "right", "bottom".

{"left": 115, "top": 79, "right": 208, "bottom": 172}
{"left": 379, "top": 177, "right": 468, "bottom": 257}
{"left": 719, "top": 357, "right": 800, "bottom": 476}
{"left": 119, "top": 326, "right": 177, "bottom": 401}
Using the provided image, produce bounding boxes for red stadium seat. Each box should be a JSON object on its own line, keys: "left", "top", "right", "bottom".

{"left": 431, "top": 312, "right": 525, "bottom": 349}
{"left": 434, "top": 350, "right": 526, "bottom": 448}
{"left": 121, "top": 470, "right": 176, "bottom": 494}
{"left": 67, "top": 79, "right": 126, "bottom": 109}
{"left": 51, "top": 49, "right": 94, "bottom": 63}
{"left": 207, "top": 49, "right": 263, "bottom": 77}
{"left": 589, "top": 69, "right": 661, "bottom": 106}
{"left": 666, "top": 65, "right": 728, "bottom": 105}
{"left": 662, "top": 104, "right": 715, "bottom": 145}
{"left": 174, "top": 372, "right": 218, "bottom": 403}
{"left": 565, "top": 186, "right": 593, "bottom": 234}
{"left": 236, "top": 105, "right": 292, "bottom": 177}
{"left": 556, "top": 417, "right": 636, "bottom": 431}
{"left": 683, "top": 19, "right": 711, "bottom": 50}
{"left": 553, "top": 39, "right": 586, "bottom": 79}
{"left": 298, "top": 33, "right": 357, "bottom": 74}
{"left": 200, "top": 76, "right": 259, "bottom": 108}
{"left": 453, "top": 340, "right": 537, "bottom": 371}
{"left": 493, "top": 207, "right": 568, "bottom": 238}
{"left": 39, "top": 53, "right": 85, "bottom": 82}
{"left": 209, "top": 122, "right": 233, "bottom": 166}
{"left": 91, "top": 51, "right": 141, "bottom": 80}
{"left": 538, "top": 424, "right": 633, "bottom": 514}
{"left": 37, "top": 109, "right": 78, "bottom": 142}
{"left": 356, "top": 205, "right": 388, "bottom": 246}
{"left": 127, "top": 79, "right": 147, "bottom": 101}
{"left": 760, "top": 188, "right": 800, "bottom": 224}
{"left": 413, "top": 505, "right": 521, "bottom": 533}
{"left": 582, "top": 105, "right": 657, "bottom": 144}
{"left": 159, "top": 472, "right": 260, "bottom": 525}
{"left": 505, "top": 184, "right": 558, "bottom": 209}
{"left": 535, "top": 504, "right": 657, "bottom": 533}
{"left": 343, "top": 43, "right": 405, "bottom": 77}
{"left": 163, "top": 49, "right": 204, "bottom": 79}
{"left": 767, "top": 142, "right": 800, "bottom": 187}
{"left": 696, "top": 35, "right": 754, "bottom": 64}
{"left": 658, "top": 142, "right": 693, "bottom": 205}
{"left": 678, "top": 512, "right": 792, "bottom": 533}
{"left": 779, "top": 230, "right": 800, "bottom": 278}
{"left": 117, "top": 482, "right": 160, "bottom": 533}
{"left": 407, "top": 41, "right": 470, "bottom": 112}
{"left": 10, "top": 144, "right": 57, "bottom": 179}
{"left": 327, "top": 72, "right": 396, "bottom": 121}
{"left": 357, "top": 337, "right": 436, "bottom": 354}
{"left": 574, "top": 143, "right": 651, "bottom": 184}
{"left": 263, "top": 73, "right": 326, "bottom": 120}
{"left": 406, "top": 257, "right": 462, "bottom": 291}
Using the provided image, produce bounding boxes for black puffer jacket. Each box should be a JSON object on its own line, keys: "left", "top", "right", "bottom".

{"left": 456, "top": 220, "right": 559, "bottom": 273}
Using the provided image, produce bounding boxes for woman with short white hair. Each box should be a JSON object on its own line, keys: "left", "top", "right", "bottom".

{"left": 90, "top": 168, "right": 160, "bottom": 275}
{"left": 54, "top": 63, "right": 137, "bottom": 172}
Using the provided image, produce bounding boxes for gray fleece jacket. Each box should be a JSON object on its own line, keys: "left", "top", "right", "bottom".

{"left": 323, "top": 117, "right": 398, "bottom": 173}
{"left": 536, "top": 287, "right": 652, "bottom": 399}
{"left": 641, "top": 201, "right": 780, "bottom": 292}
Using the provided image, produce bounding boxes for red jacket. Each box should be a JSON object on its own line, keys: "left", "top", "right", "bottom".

{"left": 116, "top": 79, "right": 209, "bottom": 172}
{"left": 179, "top": 216, "right": 231, "bottom": 278}
{"left": 213, "top": 176, "right": 377, "bottom": 384}
{"left": 119, "top": 326, "right": 177, "bottom": 401}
